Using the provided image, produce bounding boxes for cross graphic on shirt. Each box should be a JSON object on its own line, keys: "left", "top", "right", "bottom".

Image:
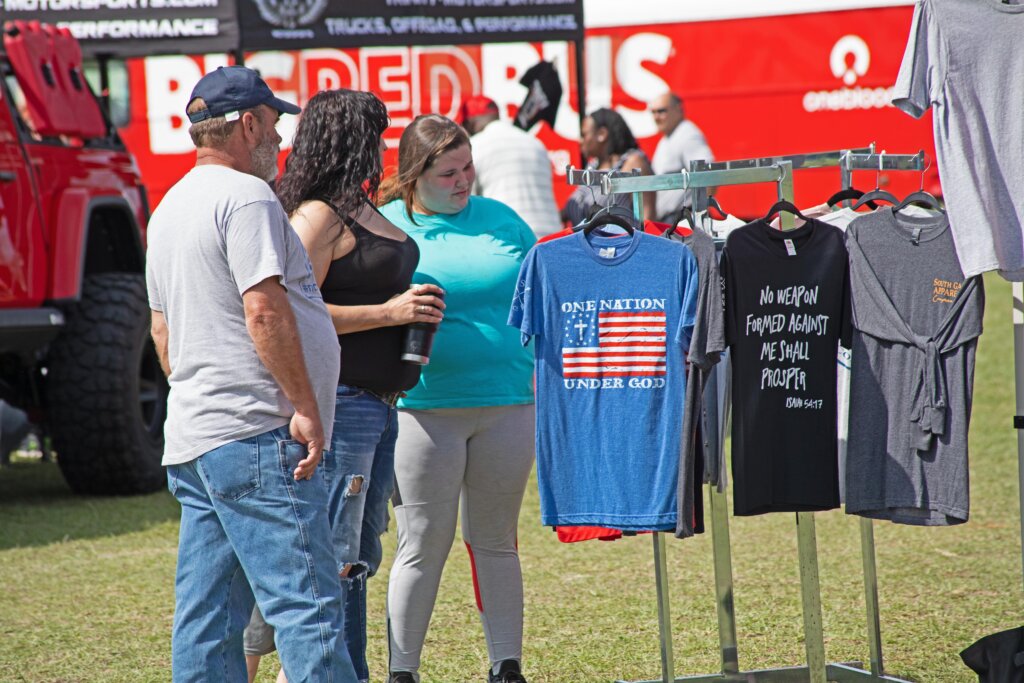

{"left": 574, "top": 319, "right": 588, "bottom": 341}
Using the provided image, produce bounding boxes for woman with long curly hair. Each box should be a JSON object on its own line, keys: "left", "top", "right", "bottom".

{"left": 243, "top": 89, "right": 445, "bottom": 683}
{"left": 560, "top": 107, "right": 655, "bottom": 225}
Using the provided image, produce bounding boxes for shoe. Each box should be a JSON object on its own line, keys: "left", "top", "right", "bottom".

{"left": 488, "top": 659, "right": 527, "bottom": 683}
{"left": 389, "top": 673, "right": 416, "bottom": 683}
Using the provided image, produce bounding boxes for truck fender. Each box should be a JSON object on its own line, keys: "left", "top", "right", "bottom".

{"left": 48, "top": 191, "right": 145, "bottom": 302}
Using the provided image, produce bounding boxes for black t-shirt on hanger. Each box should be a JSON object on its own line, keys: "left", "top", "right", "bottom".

{"left": 721, "top": 218, "right": 851, "bottom": 516}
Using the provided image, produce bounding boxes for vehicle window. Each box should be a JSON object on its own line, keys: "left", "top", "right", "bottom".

{"left": 2, "top": 72, "right": 41, "bottom": 139}
{"left": 83, "top": 59, "right": 129, "bottom": 129}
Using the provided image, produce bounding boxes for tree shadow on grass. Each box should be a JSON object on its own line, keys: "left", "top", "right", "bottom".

{"left": 0, "top": 457, "right": 179, "bottom": 551}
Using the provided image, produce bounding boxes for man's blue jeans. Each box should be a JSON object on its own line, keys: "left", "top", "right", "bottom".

{"left": 328, "top": 385, "right": 399, "bottom": 682}
{"left": 167, "top": 425, "right": 357, "bottom": 683}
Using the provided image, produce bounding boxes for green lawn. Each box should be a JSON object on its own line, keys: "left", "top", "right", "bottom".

{"left": 1, "top": 273, "right": 1020, "bottom": 682}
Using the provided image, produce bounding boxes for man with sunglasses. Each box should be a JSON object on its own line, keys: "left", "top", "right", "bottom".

{"left": 649, "top": 92, "right": 715, "bottom": 223}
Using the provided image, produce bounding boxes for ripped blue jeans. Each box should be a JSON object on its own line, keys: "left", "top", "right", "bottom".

{"left": 329, "top": 383, "right": 398, "bottom": 682}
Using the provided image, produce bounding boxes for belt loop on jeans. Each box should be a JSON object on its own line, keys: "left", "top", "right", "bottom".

{"left": 364, "top": 388, "right": 401, "bottom": 407}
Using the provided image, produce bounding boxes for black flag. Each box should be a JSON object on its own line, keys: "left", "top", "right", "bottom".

{"left": 514, "top": 60, "right": 562, "bottom": 131}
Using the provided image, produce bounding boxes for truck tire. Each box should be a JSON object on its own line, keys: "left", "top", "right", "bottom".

{"left": 46, "top": 273, "right": 168, "bottom": 495}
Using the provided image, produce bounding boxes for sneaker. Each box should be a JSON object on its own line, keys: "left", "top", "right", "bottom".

{"left": 389, "top": 673, "right": 417, "bottom": 683}
{"left": 488, "top": 659, "right": 527, "bottom": 683}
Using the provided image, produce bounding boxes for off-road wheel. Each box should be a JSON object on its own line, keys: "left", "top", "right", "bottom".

{"left": 46, "top": 273, "right": 168, "bottom": 494}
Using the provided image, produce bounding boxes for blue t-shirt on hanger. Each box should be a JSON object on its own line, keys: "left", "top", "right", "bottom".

{"left": 509, "top": 230, "right": 699, "bottom": 530}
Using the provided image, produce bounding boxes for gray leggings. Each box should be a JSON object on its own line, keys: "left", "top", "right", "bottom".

{"left": 387, "top": 404, "right": 535, "bottom": 675}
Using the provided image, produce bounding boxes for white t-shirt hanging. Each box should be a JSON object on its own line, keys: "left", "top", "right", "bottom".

{"left": 892, "top": 0, "right": 1024, "bottom": 280}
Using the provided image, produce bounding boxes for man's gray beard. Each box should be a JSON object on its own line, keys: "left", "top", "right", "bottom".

{"left": 252, "top": 137, "right": 279, "bottom": 183}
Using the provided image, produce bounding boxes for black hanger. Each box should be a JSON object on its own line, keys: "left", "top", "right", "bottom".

{"left": 827, "top": 187, "right": 878, "bottom": 210}
{"left": 706, "top": 195, "right": 727, "bottom": 219}
{"left": 893, "top": 189, "right": 943, "bottom": 214}
{"left": 894, "top": 156, "right": 944, "bottom": 214}
{"left": 850, "top": 187, "right": 898, "bottom": 210}
{"left": 662, "top": 206, "right": 695, "bottom": 237}
{"left": 850, "top": 156, "right": 899, "bottom": 210}
{"left": 762, "top": 200, "right": 811, "bottom": 225}
{"left": 679, "top": 206, "right": 696, "bottom": 231}
{"left": 574, "top": 203, "right": 637, "bottom": 234}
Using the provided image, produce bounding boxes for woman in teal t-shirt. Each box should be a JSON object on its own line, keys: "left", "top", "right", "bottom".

{"left": 377, "top": 114, "right": 536, "bottom": 683}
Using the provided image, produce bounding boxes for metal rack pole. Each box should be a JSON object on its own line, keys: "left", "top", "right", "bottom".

{"left": 695, "top": 146, "right": 874, "bottom": 174}
{"left": 654, "top": 532, "right": 675, "bottom": 682}
{"left": 1015, "top": 282, "right": 1024, "bottom": 597}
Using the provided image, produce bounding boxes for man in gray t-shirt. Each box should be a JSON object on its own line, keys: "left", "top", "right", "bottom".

{"left": 145, "top": 67, "right": 354, "bottom": 682}
{"left": 649, "top": 92, "right": 714, "bottom": 223}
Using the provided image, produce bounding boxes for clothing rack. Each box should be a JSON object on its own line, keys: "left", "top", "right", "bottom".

{"left": 568, "top": 161, "right": 793, "bottom": 683}
{"left": 569, "top": 147, "right": 921, "bottom": 683}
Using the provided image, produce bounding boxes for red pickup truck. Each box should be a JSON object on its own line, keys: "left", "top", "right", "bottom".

{"left": 0, "top": 20, "right": 166, "bottom": 495}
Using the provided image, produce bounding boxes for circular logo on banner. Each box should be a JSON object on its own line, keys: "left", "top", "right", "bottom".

{"left": 251, "top": 0, "right": 330, "bottom": 29}
{"left": 830, "top": 35, "right": 870, "bottom": 86}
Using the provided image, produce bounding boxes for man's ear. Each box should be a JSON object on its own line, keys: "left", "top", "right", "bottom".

{"left": 240, "top": 110, "right": 260, "bottom": 142}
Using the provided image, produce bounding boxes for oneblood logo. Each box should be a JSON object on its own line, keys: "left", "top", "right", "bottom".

{"left": 803, "top": 35, "right": 894, "bottom": 112}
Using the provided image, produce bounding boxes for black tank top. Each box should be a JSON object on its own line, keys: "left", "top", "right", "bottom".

{"left": 319, "top": 201, "right": 421, "bottom": 393}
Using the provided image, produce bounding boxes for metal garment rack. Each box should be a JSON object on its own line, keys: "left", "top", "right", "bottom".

{"left": 569, "top": 148, "right": 920, "bottom": 683}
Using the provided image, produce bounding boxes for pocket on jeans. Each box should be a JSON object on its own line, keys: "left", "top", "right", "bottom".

{"left": 280, "top": 439, "right": 328, "bottom": 504}
{"left": 199, "top": 439, "right": 261, "bottom": 500}
{"left": 278, "top": 439, "right": 325, "bottom": 483}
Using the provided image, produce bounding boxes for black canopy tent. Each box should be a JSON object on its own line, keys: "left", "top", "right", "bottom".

{"left": 3, "top": 0, "right": 586, "bottom": 130}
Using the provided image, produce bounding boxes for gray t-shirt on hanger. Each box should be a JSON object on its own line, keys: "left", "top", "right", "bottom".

{"left": 146, "top": 165, "right": 341, "bottom": 466}
{"left": 844, "top": 208, "right": 984, "bottom": 525}
{"left": 892, "top": 0, "right": 1024, "bottom": 280}
{"left": 672, "top": 227, "right": 725, "bottom": 538}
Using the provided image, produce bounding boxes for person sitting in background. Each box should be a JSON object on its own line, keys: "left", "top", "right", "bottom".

{"left": 459, "top": 94, "right": 562, "bottom": 238}
{"left": 649, "top": 91, "right": 714, "bottom": 223}
{"left": 377, "top": 114, "right": 536, "bottom": 683}
{"left": 560, "top": 107, "right": 656, "bottom": 225}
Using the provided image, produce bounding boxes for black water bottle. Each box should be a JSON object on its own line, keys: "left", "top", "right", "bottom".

{"left": 401, "top": 290, "right": 444, "bottom": 365}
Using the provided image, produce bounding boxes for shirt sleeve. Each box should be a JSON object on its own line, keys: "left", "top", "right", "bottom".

{"left": 224, "top": 200, "right": 289, "bottom": 296}
{"left": 674, "top": 246, "right": 700, "bottom": 352}
{"left": 892, "top": 0, "right": 944, "bottom": 119}
{"left": 720, "top": 246, "right": 734, "bottom": 347}
{"left": 705, "top": 243, "right": 726, "bottom": 358}
{"left": 687, "top": 236, "right": 726, "bottom": 370}
{"left": 839, "top": 248, "right": 853, "bottom": 349}
{"left": 145, "top": 260, "right": 163, "bottom": 312}
{"left": 508, "top": 246, "right": 541, "bottom": 345}
{"left": 680, "top": 125, "right": 714, "bottom": 167}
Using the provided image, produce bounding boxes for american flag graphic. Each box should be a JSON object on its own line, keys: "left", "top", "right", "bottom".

{"left": 562, "top": 308, "right": 667, "bottom": 378}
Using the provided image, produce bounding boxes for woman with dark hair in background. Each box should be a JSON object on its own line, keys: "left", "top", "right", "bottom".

{"left": 377, "top": 114, "right": 536, "bottom": 683}
{"left": 244, "top": 89, "right": 445, "bottom": 683}
{"left": 560, "top": 107, "right": 656, "bottom": 225}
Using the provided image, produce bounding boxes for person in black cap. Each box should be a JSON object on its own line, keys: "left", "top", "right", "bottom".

{"left": 146, "top": 66, "right": 357, "bottom": 683}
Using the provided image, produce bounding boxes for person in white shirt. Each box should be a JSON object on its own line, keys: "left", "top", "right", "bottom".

{"left": 459, "top": 95, "right": 562, "bottom": 237}
{"left": 649, "top": 92, "right": 714, "bottom": 223}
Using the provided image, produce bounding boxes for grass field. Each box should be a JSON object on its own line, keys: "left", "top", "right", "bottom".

{"left": 1, "top": 273, "right": 1021, "bottom": 682}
